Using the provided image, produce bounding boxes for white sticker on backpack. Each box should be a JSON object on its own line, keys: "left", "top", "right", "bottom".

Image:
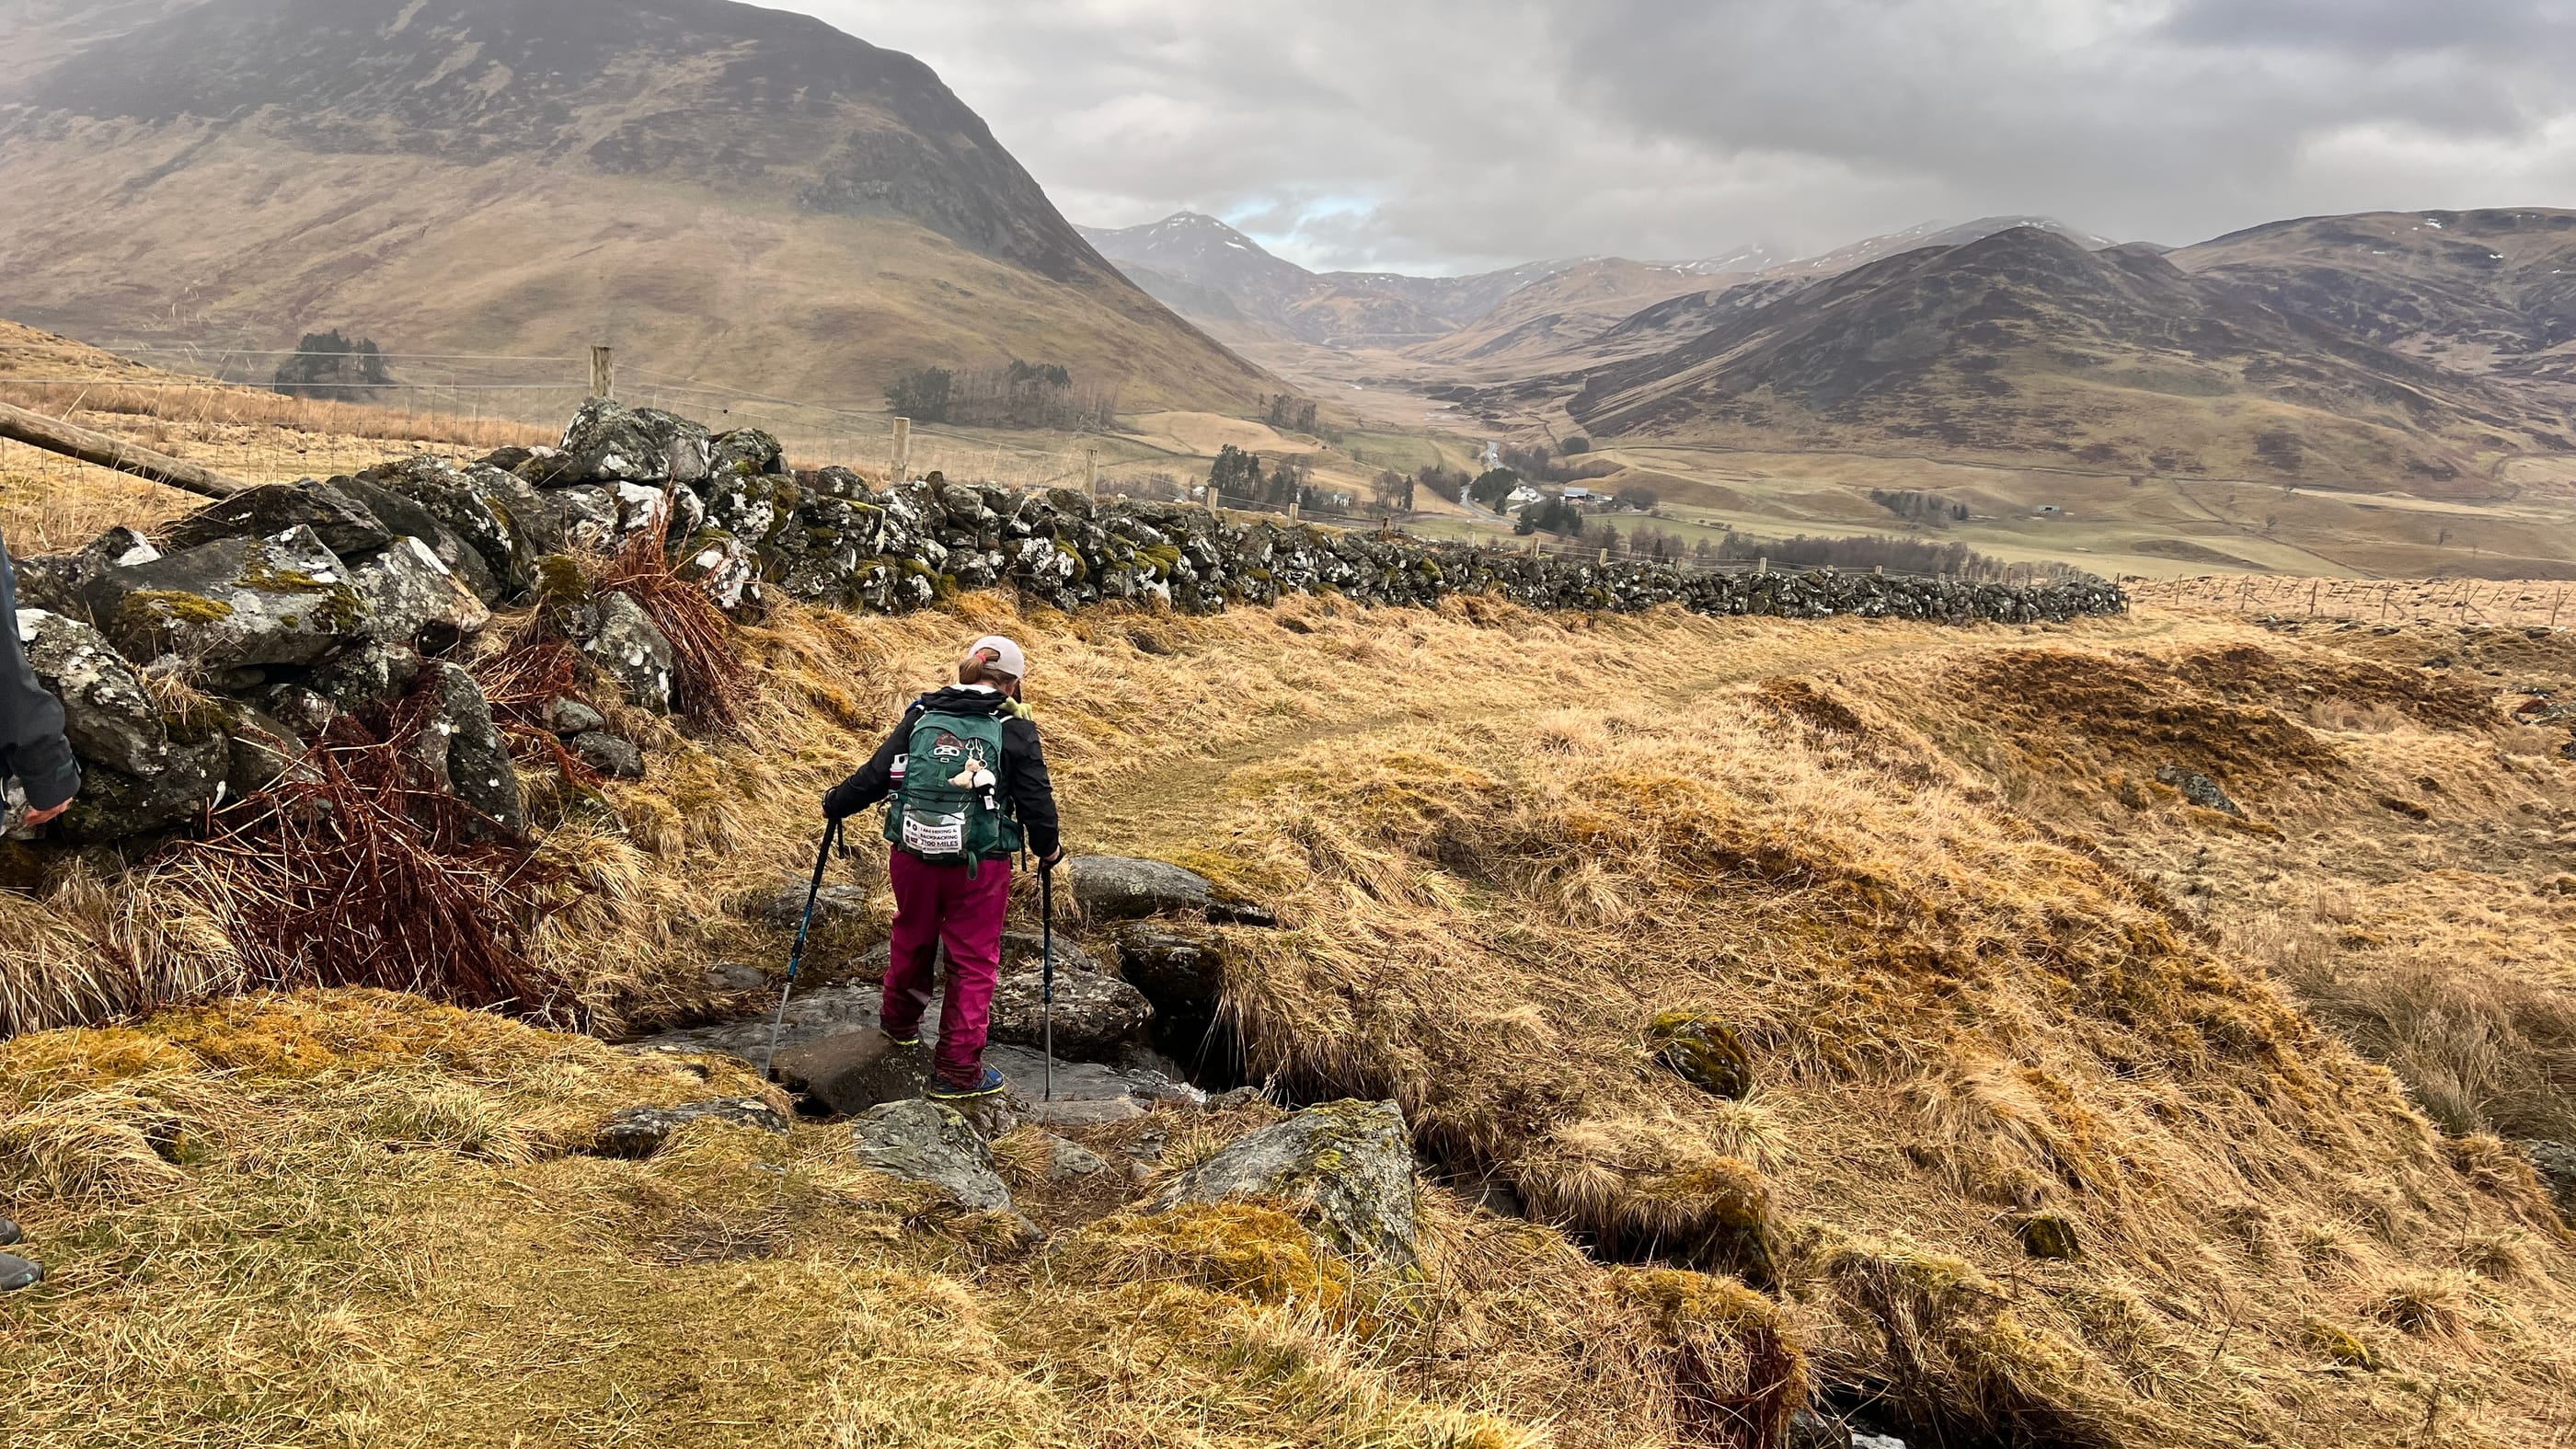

{"left": 903, "top": 811, "right": 966, "bottom": 857}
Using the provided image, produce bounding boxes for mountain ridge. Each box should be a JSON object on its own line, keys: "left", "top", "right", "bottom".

{"left": 1558, "top": 224, "right": 2566, "bottom": 487}
{"left": 0, "top": 0, "right": 1270, "bottom": 412}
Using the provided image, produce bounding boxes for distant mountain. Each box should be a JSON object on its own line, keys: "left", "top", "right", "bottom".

{"left": 1079, "top": 211, "right": 2114, "bottom": 366}
{"left": 1077, "top": 213, "right": 1598, "bottom": 347}
{"left": 1762, "top": 215, "right": 2120, "bottom": 281}
{"left": 2172, "top": 209, "right": 2576, "bottom": 401}
{"left": 0, "top": 0, "right": 1269, "bottom": 412}
{"left": 1409, "top": 259, "right": 1756, "bottom": 369}
{"left": 0, "top": 0, "right": 201, "bottom": 86}
{"left": 1561, "top": 226, "right": 2568, "bottom": 488}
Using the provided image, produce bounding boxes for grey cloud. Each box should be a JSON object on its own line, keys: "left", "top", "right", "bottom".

{"left": 2158, "top": 0, "right": 2576, "bottom": 55}
{"left": 803, "top": 0, "right": 2576, "bottom": 271}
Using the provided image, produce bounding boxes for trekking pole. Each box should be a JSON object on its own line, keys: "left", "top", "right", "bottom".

{"left": 1041, "top": 858, "right": 1057, "bottom": 1103}
{"left": 764, "top": 817, "right": 841, "bottom": 1080}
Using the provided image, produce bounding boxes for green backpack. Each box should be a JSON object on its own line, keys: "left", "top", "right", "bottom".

{"left": 884, "top": 709, "right": 1022, "bottom": 872}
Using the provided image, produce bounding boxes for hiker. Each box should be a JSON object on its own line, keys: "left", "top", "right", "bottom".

{"left": 823, "top": 636, "right": 1062, "bottom": 1099}
{"left": 0, "top": 527, "right": 78, "bottom": 837}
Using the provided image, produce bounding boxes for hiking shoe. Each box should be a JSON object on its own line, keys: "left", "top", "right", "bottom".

{"left": 0, "top": 1215, "right": 18, "bottom": 1248}
{"left": 926, "top": 1066, "right": 1006, "bottom": 1101}
{"left": 0, "top": 1253, "right": 40, "bottom": 1292}
{"left": 881, "top": 1028, "right": 922, "bottom": 1049}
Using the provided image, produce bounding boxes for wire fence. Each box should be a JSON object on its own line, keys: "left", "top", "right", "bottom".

{"left": 2131, "top": 575, "right": 2575, "bottom": 630}
{"left": 6, "top": 340, "right": 2116, "bottom": 587}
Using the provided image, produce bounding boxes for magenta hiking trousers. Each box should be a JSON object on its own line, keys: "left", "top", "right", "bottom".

{"left": 881, "top": 849, "right": 1013, "bottom": 1087}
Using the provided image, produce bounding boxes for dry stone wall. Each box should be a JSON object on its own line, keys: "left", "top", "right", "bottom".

{"left": 12, "top": 398, "right": 2126, "bottom": 844}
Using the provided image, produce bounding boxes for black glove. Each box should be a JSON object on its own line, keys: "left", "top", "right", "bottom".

{"left": 822, "top": 781, "right": 865, "bottom": 822}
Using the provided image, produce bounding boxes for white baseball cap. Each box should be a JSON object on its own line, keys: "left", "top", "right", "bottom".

{"left": 967, "top": 635, "right": 1027, "bottom": 679}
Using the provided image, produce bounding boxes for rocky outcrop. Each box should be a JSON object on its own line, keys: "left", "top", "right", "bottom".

{"left": 1064, "top": 856, "right": 1214, "bottom": 921}
{"left": 11, "top": 462, "right": 564, "bottom": 843}
{"left": 773, "top": 1029, "right": 931, "bottom": 1115}
{"left": 592, "top": 1097, "right": 789, "bottom": 1159}
{"left": 850, "top": 1098, "right": 1013, "bottom": 1212}
{"left": 988, "top": 957, "right": 1153, "bottom": 1058}
{"left": 1154, "top": 1098, "right": 1420, "bottom": 1270}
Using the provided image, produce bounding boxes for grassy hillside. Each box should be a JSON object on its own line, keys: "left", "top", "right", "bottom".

{"left": 1566, "top": 228, "right": 2568, "bottom": 491}
{"left": 0, "top": 0, "right": 1270, "bottom": 414}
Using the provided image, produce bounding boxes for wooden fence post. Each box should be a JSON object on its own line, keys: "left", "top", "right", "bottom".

{"left": 890, "top": 418, "right": 911, "bottom": 482}
{"left": 1083, "top": 448, "right": 1097, "bottom": 497}
{"left": 589, "top": 346, "right": 615, "bottom": 400}
{"left": 1757, "top": 557, "right": 1768, "bottom": 576}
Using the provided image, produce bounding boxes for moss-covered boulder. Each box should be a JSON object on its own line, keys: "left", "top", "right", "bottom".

{"left": 96, "top": 526, "right": 367, "bottom": 670}
{"left": 1154, "top": 1098, "right": 1420, "bottom": 1271}
{"left": 1649, "top": 1010, "right": 1754, "bottom": 1099}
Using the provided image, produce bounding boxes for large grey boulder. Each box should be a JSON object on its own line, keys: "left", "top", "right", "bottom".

{"left": 989, "top": 960, "right": 1152, "bottom": 1058}
{"left": 707, "top": 428, "right": 784, "bottom": 479}
{"left": 409, "top": 661, "right": 526, "bottom": 834}
{"left": 774, "top": 1030, "right": 931, "bottom": 1116}
{"left": 159, "top": 481, "right": 391, "bottom": 558}
{"left": 850, "top": 1098, "right": 1013, "bottom": 1212}
{"left": 59, "top": 734, "right": 225, "bottom": 845}
{"left": 354, "top": 458, "right": 533, "bottom": 598}
{"left": 17, "top": 610, "right": 170, "bottom": 776}
{"left": 675, "top": 530, "right": 764, "bottom": 615}
{"left": 592, "top": 1097, "right": 788, "bottom": 1160}
{"left": 337, "top": 477, "right": 500, "bottom": 603}
{"left": 350, "top": 536, "right": 492, "bottom": 651}
{"left": 581, "top": 590, "right": 676, "bottom": 712}
{"left": 97, "top": 526, "right": 367, "bottom": 671}
{"left": 1154, "top": 1099, "right": 1420, "bottom": 1270}
{"left": 541, "top": 398, "right": 712, "bottom": 487}
{"left": 1064, "top": 856, "right": 1213, "bottom": 920}
{"left": 14, "top": 526, "right": 159, "bottom": 616}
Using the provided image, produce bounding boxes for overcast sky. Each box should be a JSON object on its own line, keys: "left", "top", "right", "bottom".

{"left": 805, "top": 0, "right": 2576, "bottom": 276}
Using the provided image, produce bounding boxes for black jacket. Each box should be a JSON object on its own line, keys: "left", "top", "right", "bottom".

{"left": 0, "top": 532, "right": 78, "bottom": 813}
{"left": 825, "top": 685, "right": 1061, "bottom": 857}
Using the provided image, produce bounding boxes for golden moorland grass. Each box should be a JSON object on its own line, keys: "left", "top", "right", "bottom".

{"left": 1, "top": 374, "right": 2574, "bottom": 1444}
{"left": 5, "top": 583, "right": 2573, "bottom": 1447}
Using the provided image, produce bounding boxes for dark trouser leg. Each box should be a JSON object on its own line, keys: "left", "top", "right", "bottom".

{"left": 880, "top": 850, "right": 949, "bottom": 1041}
{"left": 930, "top": 857, "right": 1014, "bottom": 1087}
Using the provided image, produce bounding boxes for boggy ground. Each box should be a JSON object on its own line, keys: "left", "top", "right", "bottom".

{"left": 5, "top": 593, "right": 2574, "bottom": 1447}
